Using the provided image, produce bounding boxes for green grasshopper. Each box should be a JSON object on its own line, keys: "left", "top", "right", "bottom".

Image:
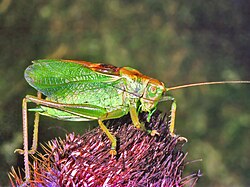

{"left": 15, "top": 59, "right": 250, "bottom": 181}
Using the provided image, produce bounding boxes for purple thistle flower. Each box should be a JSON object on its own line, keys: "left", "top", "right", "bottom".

{"left": 10, "top": 111, "right": 201, "bottom": 186}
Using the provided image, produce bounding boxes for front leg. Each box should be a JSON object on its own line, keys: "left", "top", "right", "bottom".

{"left": 129, "top": 106, "right": 159, "bottom": 136}
{"left": 162, "top": 96, "right": 187, "bottom": 142}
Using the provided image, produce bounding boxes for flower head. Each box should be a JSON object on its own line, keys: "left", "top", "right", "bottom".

{"left": 10, "top": 111, "right": 201, "bottom": 186}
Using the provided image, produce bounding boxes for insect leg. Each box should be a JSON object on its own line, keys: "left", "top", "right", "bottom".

{"left": 23, "top": 95, "right": 121, "bottom": 156}
{"left": 98, "top": 119, "right": 117, "bottom": 156}
{"left": 162, "top": 96, "right": 187, "bottom": 141}
{"left": 14, "top": 97, "right": 30, "bottom": 181}
{"left": 169, "top": 98, "right": 177, "bottom": 136}
{"left": 22, "top": 97, "right": 30, "bottom": 182}
{"left": 15, "top": 93, "right": 42, "bottom": 154}
{"left": 129, "top": 106, "right": 142, "bottom": 129}
{"left": 14, "top": 93, "right": 42, "bottom": 182}
{"left": 99, "top": 109, "right": 129, "bottom": 156}
{"left": 160, "top": 96, "right": 176, "bottom": 135}
{"left": 129, "top": 106, "right": 159, "bottom": 136}
{"left": 30, "top": 92, "right": 41, "bottom": 154}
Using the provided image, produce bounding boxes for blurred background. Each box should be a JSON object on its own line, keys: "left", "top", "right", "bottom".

{"left": 0, "top": 1, "right": 250, "bottom": 186}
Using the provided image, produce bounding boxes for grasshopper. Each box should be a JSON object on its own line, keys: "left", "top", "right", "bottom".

{"left": 15, "top": 59, "right": 250, "bottom": 181}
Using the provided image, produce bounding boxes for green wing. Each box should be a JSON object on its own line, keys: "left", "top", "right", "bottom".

{"left": 25, "top": 59, "right": 124, "bottom": 106}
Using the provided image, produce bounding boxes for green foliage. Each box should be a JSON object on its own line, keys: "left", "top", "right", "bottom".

{"left": 0, "top": 1, "right": 249, "bottom": 186}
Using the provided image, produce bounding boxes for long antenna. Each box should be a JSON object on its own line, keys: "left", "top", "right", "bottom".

{"left": 167, "top": 81, "right": 250, "bottom": 91}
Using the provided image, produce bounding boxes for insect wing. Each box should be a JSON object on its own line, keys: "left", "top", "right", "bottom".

{"left": 25, "top": 60, "right": 123, "bottom": 102}
{"left": 62, "top": 60, "right": 121, "bottom": 75}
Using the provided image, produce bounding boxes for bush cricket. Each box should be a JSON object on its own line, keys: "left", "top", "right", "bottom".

{"left": 15, "top": 59, "right": 250, "bottom": 181}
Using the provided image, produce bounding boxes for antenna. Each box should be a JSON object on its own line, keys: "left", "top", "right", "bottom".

{"left": 166, "top": 81, "right": 250, "bottom": 91}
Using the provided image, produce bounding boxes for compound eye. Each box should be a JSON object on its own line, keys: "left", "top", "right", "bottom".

{"left": 147, "top": 85, "right": 157, "bottom": 98}
{"left": 149, "top": 85, "right": 157, "bottom": 94}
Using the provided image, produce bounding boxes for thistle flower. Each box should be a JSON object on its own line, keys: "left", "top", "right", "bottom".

{"left": 10, "top": 111, "right": 201, "bottom": 186}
